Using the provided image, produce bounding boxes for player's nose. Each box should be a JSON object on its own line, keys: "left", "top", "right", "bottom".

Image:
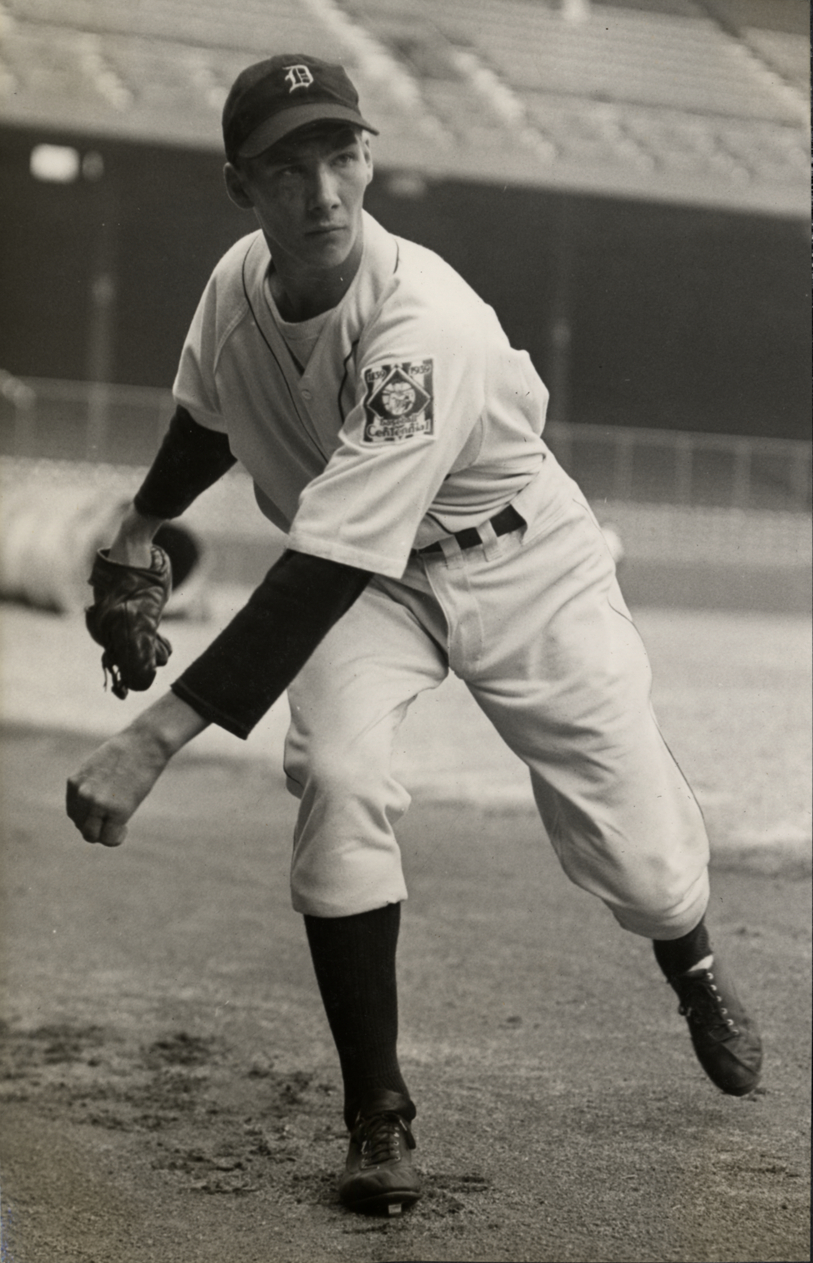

{"left": 307, "top": 163, "right": 340, "bottom": 212}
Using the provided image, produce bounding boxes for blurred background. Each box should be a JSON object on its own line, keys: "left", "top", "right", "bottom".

{"left": 0, "top": 0, "right": 810, "bottom": 613}
{"left": 0, "top": 14, "right": 810, "bottom": 1255}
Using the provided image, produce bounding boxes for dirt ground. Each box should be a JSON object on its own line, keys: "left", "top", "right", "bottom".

{"left": 0, "top": 729, "right": 809, "bottom": 1263}
{"left": 0, "top": 603, "right": 810, "bottom": 1263}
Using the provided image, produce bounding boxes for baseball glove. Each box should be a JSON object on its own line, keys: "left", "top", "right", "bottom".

{"left": 85, "top": 547, "right": 173, "bottom": 700}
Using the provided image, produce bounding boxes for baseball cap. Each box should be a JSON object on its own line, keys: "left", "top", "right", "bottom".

{"left": 222, "top": 54, "right": 378, "bottom": 162}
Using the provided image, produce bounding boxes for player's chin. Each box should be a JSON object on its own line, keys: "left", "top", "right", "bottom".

{"left": 303, "top": 229, "right": 351, "bottom": 264}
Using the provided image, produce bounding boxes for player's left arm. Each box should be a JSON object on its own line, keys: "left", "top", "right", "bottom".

{"left": 68, "top": 322, "right": 478, "bottom": 836}
{"left": 67, "top": 549, "right": 373, "bottom": 843}
{"left": 170, "top": 548, "right": 372, "bottom": 736}
{"left": 66, "top": 690, "right": 208, "bottom": 846}
{"left": 287, "top": 310, "right": 488, "bottom": 577}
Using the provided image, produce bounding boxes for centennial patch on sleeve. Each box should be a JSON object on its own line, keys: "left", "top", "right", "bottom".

{"left": 361, "top": 359, "right": 434, "bottom": 443}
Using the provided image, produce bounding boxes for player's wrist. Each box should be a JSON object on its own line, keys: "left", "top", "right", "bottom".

{"left": 128, "top": 691, "right": 209, "bottom": 760}
{"left": 108, "top": 504, "right": 165, "bottom": 567}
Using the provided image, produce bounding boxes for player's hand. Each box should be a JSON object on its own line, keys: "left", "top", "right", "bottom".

{"left": 66, "top": 727, "right": 171, "bottom": 846}
{"left": 108, "top": 502, "right": 166, "bottom": 568}
{"left": 66, "top": 693, "right": 209, "bottom": 847}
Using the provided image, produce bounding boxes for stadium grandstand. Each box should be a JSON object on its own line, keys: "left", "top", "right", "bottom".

{"left": 0, "top": 0, "right": 808, "bottom": 210}
{"left": 0, "top": 0, "right": 809, "bottom": 559}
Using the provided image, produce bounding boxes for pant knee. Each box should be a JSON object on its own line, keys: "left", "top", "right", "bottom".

{"left": 286, "top": 739, "right": 412, "bottom": 917}
{"left": 287, "top": 726, "right": 380, "bottom": 793}
{"left": 287, "top": 736, "right": 409, "bottom": 822}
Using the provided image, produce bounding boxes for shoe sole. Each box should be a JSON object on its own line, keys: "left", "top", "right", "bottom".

{"left": 718, "top": 1077, "right": 761, "bottom": 1097}
{"left": 341, "top": 1188, "right": 422, "bottom": 1215}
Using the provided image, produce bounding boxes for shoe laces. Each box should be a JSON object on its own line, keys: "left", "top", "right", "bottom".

{"left": 675, "top": 969, "right": 740, "bottom": 1037}
{"left": 357, "top": 1112, "right": 415, "bottom": 1168}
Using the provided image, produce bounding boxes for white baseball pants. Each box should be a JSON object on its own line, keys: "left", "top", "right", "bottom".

{"left": 283, "top": 468, "right": 710, "bottom": 939}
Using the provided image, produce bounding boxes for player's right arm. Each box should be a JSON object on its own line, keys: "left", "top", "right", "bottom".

{"left": 70, "top": 398, "right": 373, "bottom": 840}
{"left": 67, "top": 402, "right": 241, "bottom": 844}
{"left": 107, "top": 237, "right": 244, "bottom": 563}
{"left": 107, "top": 403, "right": 237, "bottom": 565}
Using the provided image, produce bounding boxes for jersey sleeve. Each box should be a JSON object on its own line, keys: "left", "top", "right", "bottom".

{"left": 133, "top": 406, "right": 237, "bottom": 520}
{"left": 287, "top": 302, "right": 487, "bottom": 577}
{"left": 172, "top": 271, "right": 230, "bottom": 435}
{"left": 171, "top": 550, "right": 372, "bottom": 737}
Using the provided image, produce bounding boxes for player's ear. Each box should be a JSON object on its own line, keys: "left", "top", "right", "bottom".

{"left": 224, "top": 162, "right": 255, "bottom": 210}
{"left": 361, "top": 134, "right": 374, "bottom": 187}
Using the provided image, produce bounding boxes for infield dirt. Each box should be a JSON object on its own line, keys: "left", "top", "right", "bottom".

{"left": 0, "top": 604, "right": 810, "bottom": 1262}
{"left": 0, "top": 725, "right": 810, "bottom": 1263}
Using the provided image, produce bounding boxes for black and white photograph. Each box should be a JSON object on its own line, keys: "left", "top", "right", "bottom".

{"left": 0, "top": 2, "right": 810, "bottom": 1260}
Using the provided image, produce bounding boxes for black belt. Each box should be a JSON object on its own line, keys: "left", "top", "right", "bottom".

{"left": 414, "top": 503, "right": 524, "bottom": 556}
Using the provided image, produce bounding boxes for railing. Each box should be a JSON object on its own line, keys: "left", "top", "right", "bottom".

{"left": 543, "top": 421, "right": 812, "bottom": 512}
{"left": 0, "top": 375, "right": 175, "bottom": 467}
{"left": 1, "top": 375, "right": 810, "bottom": 512}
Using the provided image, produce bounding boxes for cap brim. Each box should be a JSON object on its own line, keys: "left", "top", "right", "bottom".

{"left": 237, "top": 103, "right": 378, "bottom": 159}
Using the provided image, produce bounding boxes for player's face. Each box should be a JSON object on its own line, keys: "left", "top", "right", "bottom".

{"left": 226, "top": 128, "right": 373, "bottom": 277}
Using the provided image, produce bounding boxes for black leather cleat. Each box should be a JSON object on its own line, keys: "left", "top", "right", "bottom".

{"left": 338, "top": 1090, "right": 421, "bottom": 1214}
{"left": 667, "top": 954, "right": 763, "bottom": 1096}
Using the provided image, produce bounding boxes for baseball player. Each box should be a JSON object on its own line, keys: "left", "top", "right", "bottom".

{"left": 66, "top": 54, "right": 763, "bottom": 1216}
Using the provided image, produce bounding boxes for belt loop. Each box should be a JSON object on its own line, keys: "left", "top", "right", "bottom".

{"left": 478, "top": 518, "right": 502, "bottom": 562}
{"left": 437, "top": 535, "right": 465, "bottom": 567}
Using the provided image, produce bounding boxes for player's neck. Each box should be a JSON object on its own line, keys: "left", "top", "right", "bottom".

{"left": 267, "top": 236, "right": 364, "bottom": 322}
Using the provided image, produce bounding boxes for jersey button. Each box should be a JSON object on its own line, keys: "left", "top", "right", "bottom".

{"left": 301, "top": 388, "right": 312, "bottom": 399}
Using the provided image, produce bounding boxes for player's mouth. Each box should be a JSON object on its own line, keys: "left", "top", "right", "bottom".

{"left": 306, "top": 224, "right": 345, "bottom": 237}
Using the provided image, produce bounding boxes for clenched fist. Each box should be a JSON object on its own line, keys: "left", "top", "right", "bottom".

{"left": 66, "top": 693, "right": 209, "bottom": 846}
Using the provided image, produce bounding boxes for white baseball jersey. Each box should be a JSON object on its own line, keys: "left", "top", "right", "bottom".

{"left": 173, "top": 207, "right": 710, "bottom": 938}
{"left": 173, "top": 210, "right": 554, "bottom": 577}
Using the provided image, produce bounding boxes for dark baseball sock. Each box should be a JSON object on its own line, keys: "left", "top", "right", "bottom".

{"left": 304, "top": 902, "right": 415, "bottom": 1130}
{"left": 652, "top": 917, "right": 712, "bottom": 978}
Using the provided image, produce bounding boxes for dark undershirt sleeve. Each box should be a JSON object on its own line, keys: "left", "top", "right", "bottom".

{"left": 171, "top": 549, "right": 373, "bottom": 738}
{"left": 133, "top": 405, "right": 237, "bottom": 520}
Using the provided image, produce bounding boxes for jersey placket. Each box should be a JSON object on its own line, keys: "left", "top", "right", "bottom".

{"left": 241, "top": 237, "right": 331, "bottom": 464}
